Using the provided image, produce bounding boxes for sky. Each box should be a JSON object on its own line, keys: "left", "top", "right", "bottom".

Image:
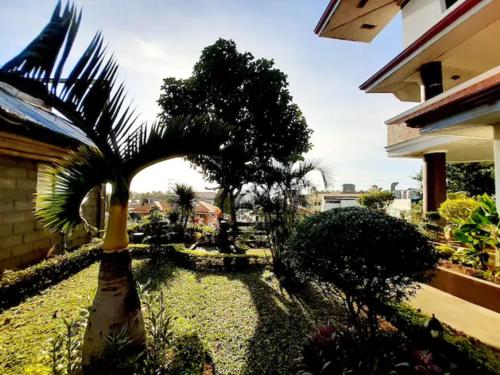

{"left": 0, "top": 0, "right": 421, "bottom": 192}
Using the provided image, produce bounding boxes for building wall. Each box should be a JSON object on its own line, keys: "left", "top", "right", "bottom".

{"left": 0, "top": 155, "right": 103, "bottom": 270}
{"left": 402, "top": 0, "right": 464, "bottom": 47}
{"left": 387, "top": 123, "right": 421, "bottom": 146}
{"left": 321, "top": 198, "right": 360, "bottom": 212}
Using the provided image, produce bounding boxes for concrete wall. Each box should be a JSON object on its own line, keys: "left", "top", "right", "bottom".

{"left": 402, "top": 0, "right": 464, "bottom": 47}
{"left": 0, "top": 155, "right": 103, "bottom": 270}
{"left": 321, "top": 198, "right": 360, "bottom": 211}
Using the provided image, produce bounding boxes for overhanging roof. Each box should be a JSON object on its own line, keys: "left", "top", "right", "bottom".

{"left": 360, "top": 0, "right": 498, "bottom": 100}
{"left": 0, "top": 82, "right": 94, "bottom": 147}
{"left": 386, "top": 66, "right": 500, "bottom": 127}
{"left": 315, "top": 0, "right": 401, "bottom": 42}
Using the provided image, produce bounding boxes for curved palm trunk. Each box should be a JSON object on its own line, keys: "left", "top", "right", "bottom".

{"left": 82, "top": 202, "right": 145, "bottom": 366}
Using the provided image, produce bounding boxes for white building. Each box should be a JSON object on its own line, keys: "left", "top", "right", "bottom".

{"left": 315, "top": 0, "right": 500, "bottom": 213}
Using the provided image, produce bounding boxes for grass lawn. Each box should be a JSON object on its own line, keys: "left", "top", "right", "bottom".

{"left": 0, "top": 259, "right": 339, "bottom": 375}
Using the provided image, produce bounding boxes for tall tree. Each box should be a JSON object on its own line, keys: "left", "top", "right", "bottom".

{"left": 0, "top": 3, "right": 229, "bottom": 364}
{"left": 158, "top": 39, "right": 312, "bottom": 227}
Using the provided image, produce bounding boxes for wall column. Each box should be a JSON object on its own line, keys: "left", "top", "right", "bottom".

{"left": 423, "top": 152, "right": 446, "bottom": 212}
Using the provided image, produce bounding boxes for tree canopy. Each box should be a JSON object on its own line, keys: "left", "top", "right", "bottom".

{"left": 412, "top": 162, "right": 494, "bottom": 197}
{"left": 158, "top": 39, "right": 312, "bottom": 215}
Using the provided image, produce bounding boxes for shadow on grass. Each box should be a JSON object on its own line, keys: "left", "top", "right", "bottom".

{"left": 133, "top": 258, "right": 176, "bottom": 291}
{"left": 227, "top": 269, "right": 343, "bottom": 375}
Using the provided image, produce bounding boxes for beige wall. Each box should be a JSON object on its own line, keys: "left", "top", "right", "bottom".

{"left": 0, "top": 155, "right": 103, "bottom": 270}
{"left": 402, "top": 0, "right": 464, "bottom": 47}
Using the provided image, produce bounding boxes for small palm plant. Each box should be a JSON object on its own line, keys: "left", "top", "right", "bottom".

{"left": 252, "top": 160, "right": 331, "bottom": 274}
{"left": 0, "top": 2, "right": 228, "bottom": 364}
{"left": 167, "top": 183, "right": 198, "bottom": 229}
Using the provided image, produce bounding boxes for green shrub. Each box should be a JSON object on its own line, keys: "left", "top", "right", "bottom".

{"left": 435, "top": 244, "right": 455, "bottom": 259}
{"left": 357, "top": 190, "right": 395, "bottom": 212}
{"left": 453, "top": 194, "right": 499, "bottom": 269}
{"left": 438, "top": 196, "right": 478, "bottom": 223}
{"left": 0, "top": 240, "right": 102, "bottom": 310}
{"left": 451, "top": 247, "right": 489, "bottom": 269}
{"left": 285, "top": 207, "right": 438, "bottom": 336}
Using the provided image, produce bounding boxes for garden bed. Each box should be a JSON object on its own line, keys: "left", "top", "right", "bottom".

{"left": 439, "top": 259, "right": 500, "bottom": 285}
{"left": 429, "top": 266, "right": 500, "bottom": 313}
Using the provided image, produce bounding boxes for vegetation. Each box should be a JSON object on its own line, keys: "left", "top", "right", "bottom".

{"left": 0, "top": 3, "right": 230, "bottom": 361}
{"left": 453, "top": 194, "right": 499, "bottom": 269}
{"left": 384, "top": 304, "right": 500, "bottom": 374}
{"left": 447, "top": 162, "right": 494, "bottom": 196}
{"left": 0, "top": 240, "right": 102, "bottom": 310}
{"left": 358, "top": 190, "right": 395, "bottom": 212}
{"left": 0, "top": 260, "right": 335, "bottom": 375}
{"left": 438, "top": 194, "right": 479, "bottom": 223}
{"left": 158, "top": 39, "right": 312, "bottom": 225}
{"left": 285, "top": 207, "right": 438, "bottom": 337}
{"left": 412, "top": 162, "right": 494, "bottom": 196}
{"left": 251, "top": 160, "right": 329, "bottom": 277}
{"left": 167, "top": 184, "right": 198, "bottom": 230}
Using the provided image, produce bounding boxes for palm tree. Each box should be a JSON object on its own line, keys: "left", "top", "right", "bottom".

{"left": 0, "top": 2, "right": 229, "bottom": 363}
{"left": 167, "top": 183, "right": 198, "bottom": 229}
{"left": 252, "top": 160, "right": 331, "bottom": 274}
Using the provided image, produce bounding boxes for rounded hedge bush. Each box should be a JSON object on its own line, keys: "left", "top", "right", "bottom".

{"left": 438, "top": 196, "right": 478, "bottom": 223}
{"left": 285, "top": 207, "right": 438, "bottom": 333}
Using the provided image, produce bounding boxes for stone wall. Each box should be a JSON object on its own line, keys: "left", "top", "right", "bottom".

{"left": 0, "top": 155, "right": 104, "bottom": 270}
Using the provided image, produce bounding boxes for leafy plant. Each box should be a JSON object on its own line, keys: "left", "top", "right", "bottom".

{"left": 438, "top": 196, "right": 478, "bottom": 223}
{"left": 435, "top": 244, "right": 455, "bottom": 259}
{"left": 358, "top": 190, "right": 395, "bottom": 212}
{"left": 453, "top": 194, "right": 499, "bottom": 269}
{"left": 141, "top": 289, "right": 174, "bottom": 374}
{"left": 450, "top": 247, "right": 488, "bottom": 269}
{"left": 285, "top": 207, "right": 438, "bottom": 337}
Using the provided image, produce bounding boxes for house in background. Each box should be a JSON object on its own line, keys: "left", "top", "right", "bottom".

{"left": 0, "top": 82, "right": 105, "bottom": 270}
{"left": 129, "top": 199, "right": 171, "bottom": 218}
{"left": 306, "top": 184, "right": 362, "bottom": 212}
{"left": 315, "top": 0, "right": 500, "bottom": 212}
{"left": 194, "top": 201, "right": 221, "bottom": 226}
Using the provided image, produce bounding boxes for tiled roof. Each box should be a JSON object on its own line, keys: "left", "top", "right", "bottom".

{"left": 195, "top": 201, "right": 221, "bottom": 216}
{"left": 0, "top": 82, "right": 94, "bottom": 146}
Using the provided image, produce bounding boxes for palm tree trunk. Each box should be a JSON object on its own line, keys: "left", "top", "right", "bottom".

{"left": 82, "top": 202, "right": 145, "bottom": 366}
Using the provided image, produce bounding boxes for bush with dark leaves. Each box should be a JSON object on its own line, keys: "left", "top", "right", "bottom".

{"left": 285, "top": 207, "right": 438, "bottom": 336}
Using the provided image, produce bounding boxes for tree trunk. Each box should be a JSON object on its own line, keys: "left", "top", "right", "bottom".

{"left": 82, "top": 203, "right": 145, "bottom": 367}
{"left": 229, "top": 189, "right": 239, "bottom": 234}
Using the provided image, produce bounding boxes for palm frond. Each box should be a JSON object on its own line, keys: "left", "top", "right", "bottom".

{"left": 121, "top": 115, "right": 231, "bottom": 179}
{"left": 0, "top": 1, "right": 137, "bottom": 154}
{"left": 1, "top": 2, "right": 78, "bottom": 85}
{"left": 35, "top": 146, "right": 112, "bottom": 232}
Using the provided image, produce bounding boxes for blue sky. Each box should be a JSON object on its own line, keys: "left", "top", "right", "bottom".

{"left": 0, "top": 0, "right": 421, "bottom": 192}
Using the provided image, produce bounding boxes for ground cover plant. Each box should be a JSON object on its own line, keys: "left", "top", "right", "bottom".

{"left": 0, "top": 259, "right": 336, "bottom": 375}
